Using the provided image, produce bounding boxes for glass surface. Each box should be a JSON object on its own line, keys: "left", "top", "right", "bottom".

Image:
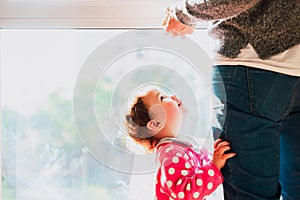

{"left": 1, "top": 29, "right": 222, "bottom": 200}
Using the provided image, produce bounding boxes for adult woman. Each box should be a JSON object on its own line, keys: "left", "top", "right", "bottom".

{"left": 163, "top": 0, "right": 300, "bottom": 199}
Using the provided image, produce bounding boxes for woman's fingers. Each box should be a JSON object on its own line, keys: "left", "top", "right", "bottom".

{"left": 162, "top": 6, "right": 172, "bottom": 26}
{"left": 161, "top": 14, "right": 169, "bottom": 26}
{"left": 163, "top": 12, "right": 195, "bottom": 37}
{"left": 165, "top": 6, "right": 172, "bottom": 14}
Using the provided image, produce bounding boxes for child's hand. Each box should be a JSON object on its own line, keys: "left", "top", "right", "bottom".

{"left": 211, "top": 139, "right": 236, "bottom": 170}
{"left": 161, "top": 6, "right": 195, "bottom": 37}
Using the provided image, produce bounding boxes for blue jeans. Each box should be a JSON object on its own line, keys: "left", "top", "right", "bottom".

{"left": 212, "top": 65, "right": 300, "bottom": 200}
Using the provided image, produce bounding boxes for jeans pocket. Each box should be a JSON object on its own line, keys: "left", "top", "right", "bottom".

{"left": 247, "top": 68, "right": 295, "bottom": 121}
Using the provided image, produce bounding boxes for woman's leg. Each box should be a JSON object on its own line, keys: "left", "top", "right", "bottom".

{"left": 212, "top": 66, "right": 299, "bottom": 200}
{"left": 280, "top": 95, "right": 300, "bottom": 199}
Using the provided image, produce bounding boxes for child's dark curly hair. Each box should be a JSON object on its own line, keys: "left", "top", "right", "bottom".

{"left": 125, "top": 96, "right": 159, "bottom": 152}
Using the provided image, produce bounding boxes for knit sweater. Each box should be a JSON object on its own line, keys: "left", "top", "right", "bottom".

{"left": 176, "top": 0, "right": 300, "bottom": 59}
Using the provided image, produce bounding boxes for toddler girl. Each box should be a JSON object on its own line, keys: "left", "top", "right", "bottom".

{"left": 125, "top": 85, "right": 235, "bottom": 200}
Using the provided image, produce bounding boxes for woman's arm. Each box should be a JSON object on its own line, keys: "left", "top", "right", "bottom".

{"left": 176, "top": 0, "right": 260, "bottom": 25}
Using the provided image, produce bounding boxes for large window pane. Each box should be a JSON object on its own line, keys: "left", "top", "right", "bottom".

{"left": 1, "top": 29, "right": 221, "bottom": 200}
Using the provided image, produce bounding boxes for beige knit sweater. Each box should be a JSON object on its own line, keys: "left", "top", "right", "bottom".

{"left": 176, "top": 0, "right": 300, "bottom": 59}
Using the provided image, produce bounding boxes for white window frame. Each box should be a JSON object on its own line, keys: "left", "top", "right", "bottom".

{"left": 0, "top": 0, "right": 208, "bottom": 28}
{"left": 0, "top": 0, "right": 190, "bottom": 28}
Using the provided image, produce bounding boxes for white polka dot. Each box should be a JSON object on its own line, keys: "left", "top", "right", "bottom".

{"left": 208, "top": 169, "right": 215, "bottom": 176}
{"left": 203, "top": 195, "right": 209, "bottom": 199}
{"left": 181, "top": 170, "right": 188, "bottom": 176}
{"left": 176, "top": 153, "right": 182, "bottom": 157}
{"left": 176, "top": 179, "right": 182, "bottom": 185}
{"left": 185, "top": 162, "right": 191, "bottom": 169}
{"left": 167, "top": 180, "right": 173, "bottom": 187}
{"left": 196, "top": 179, "right": 203, "bottom": 186}
{"left": 207, "top": 182, "right": 213, "bottom": 190}
{"left": 155, "top": 179, "right": 158, "bottom": 184}
{"left": 193, "top": 192, "right": 200, "bottom": 199}
{"left": 178, "top": 192, "right": 185, "bottom": 199}
{"left": 165, "top": 146, "right": 173, "bottom": 153}
{"left": 186, "top": 183, "right": 191, "bottom": 191}
{"left": 168, "top": 168, "right": 175, "bottom": 175}
{"left": 160, "top": 188, "right": 164, "bottom": 193}
{"left": 171, "top": 192, "right": 177, "bottom": 198}
{"left": 196, "top": 169, "right": 203, "bottom": 174}
{"left": 172, "top": 156, "right": 179, "bottom": 163}
{"left": 169, "top": 197, "right": 174, "bottom": 200}
{"left": 184, "top": 154, "right": 189, "bottom": 159}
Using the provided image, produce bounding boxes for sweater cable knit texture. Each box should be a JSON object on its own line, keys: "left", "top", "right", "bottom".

{"left": 176, "top": 0, "right": 300, "bottom": 59}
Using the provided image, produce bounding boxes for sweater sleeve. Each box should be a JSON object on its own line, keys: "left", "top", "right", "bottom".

{"left": 175, "top": 0, "right": 260, "bottom": 25}
{"left": 158, "top": 148, "right": 223, "bottom": 199}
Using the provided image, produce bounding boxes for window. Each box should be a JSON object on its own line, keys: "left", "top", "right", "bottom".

{"left": 1, "top": 28, "right": 223, "bottom": 200}
{"left": 1, "top": 1, "right": 221, "bottom": 199}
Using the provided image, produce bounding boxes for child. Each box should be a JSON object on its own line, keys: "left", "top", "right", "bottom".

{"left": 125, "top": 85, "right": 235, "bottom": 200}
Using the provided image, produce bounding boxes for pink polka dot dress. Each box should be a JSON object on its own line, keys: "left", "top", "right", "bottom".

{"left": 155, "top": 138, "right": 223, "bottom": 200}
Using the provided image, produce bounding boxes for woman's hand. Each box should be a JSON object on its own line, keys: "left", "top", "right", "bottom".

{"left": 161, "top": 7, "right": 195, "bottom": 37}
{"left": 211, "top": 139, "right": 236, "bottom": 170}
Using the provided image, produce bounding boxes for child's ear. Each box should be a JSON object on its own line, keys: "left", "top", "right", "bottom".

{"left": 147, "top": 119, "right": 165, "bottom": 133}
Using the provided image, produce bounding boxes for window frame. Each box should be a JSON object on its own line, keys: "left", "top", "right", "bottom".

{"left": 0, "top": 0, "right": 208, "bottom": 28}
{"left": 0, "top": 0, "right": 178, "bottom": 28}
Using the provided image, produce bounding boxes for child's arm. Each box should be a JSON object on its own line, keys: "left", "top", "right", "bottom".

{"left": 162, "top": 0, "right": 260, "bottom": 36}
{"left": 211, "top": 139, "right": 236, "bottom": 169}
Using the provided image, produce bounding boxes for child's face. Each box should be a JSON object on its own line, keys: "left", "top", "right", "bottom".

{"left": 141, "top": 87, "right": 183, "bottom": 134}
